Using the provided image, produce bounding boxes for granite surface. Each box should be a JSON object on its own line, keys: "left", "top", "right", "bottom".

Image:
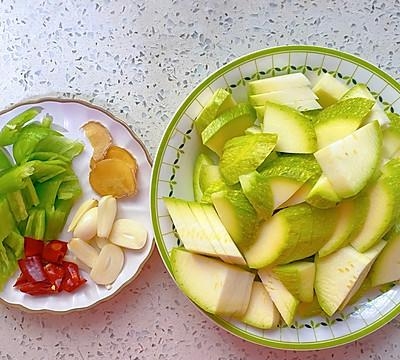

{"left": 0, "top": 0, "right": 400, "bottom": 359}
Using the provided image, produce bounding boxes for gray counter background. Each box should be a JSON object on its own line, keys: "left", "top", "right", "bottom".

{"left": 0, "top": 0, "right": 399, "bottom": 359}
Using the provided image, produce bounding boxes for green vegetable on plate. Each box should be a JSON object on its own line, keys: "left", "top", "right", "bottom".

{"left": 0, "top": 107, "right": 84, "bottom": 290}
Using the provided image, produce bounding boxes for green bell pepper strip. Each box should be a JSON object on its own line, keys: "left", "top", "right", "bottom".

{"left": 44, "top": 198, "right": 74, "bottom": 240}
{"left": 27, "top": 160, "right": 66, "bottom": 183}
{"left": 0, "top": 242, "right": 18, "bottom": 291}
{"left": 0, "top": 107, "right": 43, "bottom": 146}
{"left": 34, "top": 134, "right": 84, "bottom": 161}
{"left": 6, "top": 191, "right": 28, "bottom": 222}
{"left": 0, "top": 163, "right": 34, "bottom": 196}
{"left": 3, "top": 231, "right": 24, "bottom": 260}
{"left": 24, "top": 208, "right": 46, "bottom": 240}
{"left": 0, "top": 147, "right": 13, "bottom": 172}
{"left": 13, "top": 122, "right": 62, "bottom": 164}
{"left": 0, "top": 197, "right": 15, "bottom": 241}
{"left": 21, "top": 177, "right": 39, "bottom": 208}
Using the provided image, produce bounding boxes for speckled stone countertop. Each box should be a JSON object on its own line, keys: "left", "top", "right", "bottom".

{"left": 1, "top": 0, "right": 400, "bottom": 359}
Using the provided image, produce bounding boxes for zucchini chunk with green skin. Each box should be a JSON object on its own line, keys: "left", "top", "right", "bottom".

{"left": 201, "top": 103, "right": 256, "bottom": 156}
{"left": 192, "top": 152, "right": 213, "bottom": 202}
{"left": 313, "top": 97, "right": 375, "bottom": 149}
{"left": 163, "top": 197, "right": 219, "bottom": 258}
{"left": 263, "top": 101, "right": 317, "bottom": 154}
{"left": 278, "top": 180, "right": 313, "bottom": 208}
{"left": 314, "top": 241, "right": 386, "bottom": 316}
{"left": 243, "top": 203, "right": 336, "bottom": 269}
{"left": 199, "top": 164, "right": 223, "bottom": 195}
{"left": 200, "top": 203, "right": 246, "bottom": 266}
{"left": 312, "top": 73, "right": 349, "bottom": 108}
{"left": 350, "top": 159, "right": 400, "bottom": 252}
{"left": 271, "top": 261, "right": 315, "bottom": 303}
{"left": 211, "top": 189, "right": 260, "bottom": 252}
{"left": 369, "top": 228, "right": 400, "bottom": 287}
{"left": 267, "top": 176, "right": 306, "bottom": 209}
{"left": 249, "top": 86, "right": 317, "bottom": 106}
{"left": 219, "top": 133, "right": 277, "bottom": 185}
{"left": 260, "top": 153, "right": 320, "bottom": 183}
{"left": 306, "top": 174, "right": 341, "bottom": 209}
{"left": 191, "top": 204, "right": 229, "bottom": 262}
{"left": 318, "top": 199, "right": 356, "bottom": 257}
{"left": 254, "top": 99, "right": 321, "bottom": 119}
{"left": 194, "top": 88, "right": 236, "bottom": 134}
{"left": 165, "top": 197, "right": 245, "bottom": 265}
{"left": 313, "top": 121, "right": 382, "bottom": 198}
{"left": 258, "top": 267, "right": 299, "bottom": 326}
{"left": 239, "top": 171, "right": 274, "bottom": 220}
{"left": 297, "top": 297, "right": 324, "bottom": 318}
{"left": 245, "top": 125, "right": 262, "bottom": 135}
{"left": 247, "top": 72, "right": 311, "bottom": 95}
{"left": 338, "top": 240, "right": 387, "bottom": 311}
{"left": 239, "top": 281, "right": 280, "bottom": 329}
{"left": 340, "top": 83, "right": 390, "bottom": 126}
{"left": 199, "top": 178, "right": 231, "bottom": 205}
{"left": 170, "top": 247, "right": 255, "bottom": 317}
{"left": 382, "top": 126, "right": 400, "bottom": 160}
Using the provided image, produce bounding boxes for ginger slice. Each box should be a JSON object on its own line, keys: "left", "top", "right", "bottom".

{"left": 81, "top": 121, "right": 112, "bottom": 161}
{"left": 89, "top": 158, "right": 137, "bottom": 198}
{"left": 90, "top": 145, "right": 138, "bottom": 173}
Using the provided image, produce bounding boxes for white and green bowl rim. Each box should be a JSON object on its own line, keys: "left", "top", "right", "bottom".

{"left": 150, "top": 45, "right": 400, "bottom": 350}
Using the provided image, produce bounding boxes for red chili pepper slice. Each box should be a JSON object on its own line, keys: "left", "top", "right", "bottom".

{"left": 61, "top": 261, "right": 86, "bottom": 292}
{"left": 16, "top": 239, "right": 86, "bottom": 296}
{"left": 17, "top": 256, "right": 47, "bottom": 283}
{"left": 24, "top": 237, "right": 44, "bottom": 257}
{"left": 13, "top": 272, "right": 28, "bottom": 287}
{"left": 42, "top": 240, "right": 68, "bottom": 264}
{"left": 43, "top": 263, "right": 65, "bottom": 291}
{"left": 18, "top": 281, "right": 56, "bottom": 296}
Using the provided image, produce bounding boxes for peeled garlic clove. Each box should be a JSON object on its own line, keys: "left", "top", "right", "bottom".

{"left": 97, "top": 195, "right": 117, "bottom": 238}
{"left": 67, "top": 238, "right": 99, "bottom": 268}
{"left": 73, "top": 207, "right": 98, "bottom": 241}
{"left": 93, "top": 235, "right": 109, "bottom": 249}
{"left": 90, "top": 243, "right": 124, "bottom": 285}
{"left": 108, "top": 219, "right": 147, "bottom": 250}
{"left": 68, "top": 198, "right": 98, "bottom": 232}
{"left": 63, "top": 253, "right": 92, "bottom": 274}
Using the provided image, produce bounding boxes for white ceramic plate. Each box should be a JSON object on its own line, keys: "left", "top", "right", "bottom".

{"left": 150, "top": 45, "right": 400, "bottom": 349}
{"left": 0, "top": 98, "right": 154, "bottom": 313}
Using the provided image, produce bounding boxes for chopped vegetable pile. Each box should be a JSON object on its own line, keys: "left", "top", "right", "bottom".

{"left": 164, "top": 72, "right": 400, "bottom": 329}
{"left": 0, "top": 107, "right": 83, "bottom": 290}
{"left": 14, "top": 237, "right": 86, "bottom": 295}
